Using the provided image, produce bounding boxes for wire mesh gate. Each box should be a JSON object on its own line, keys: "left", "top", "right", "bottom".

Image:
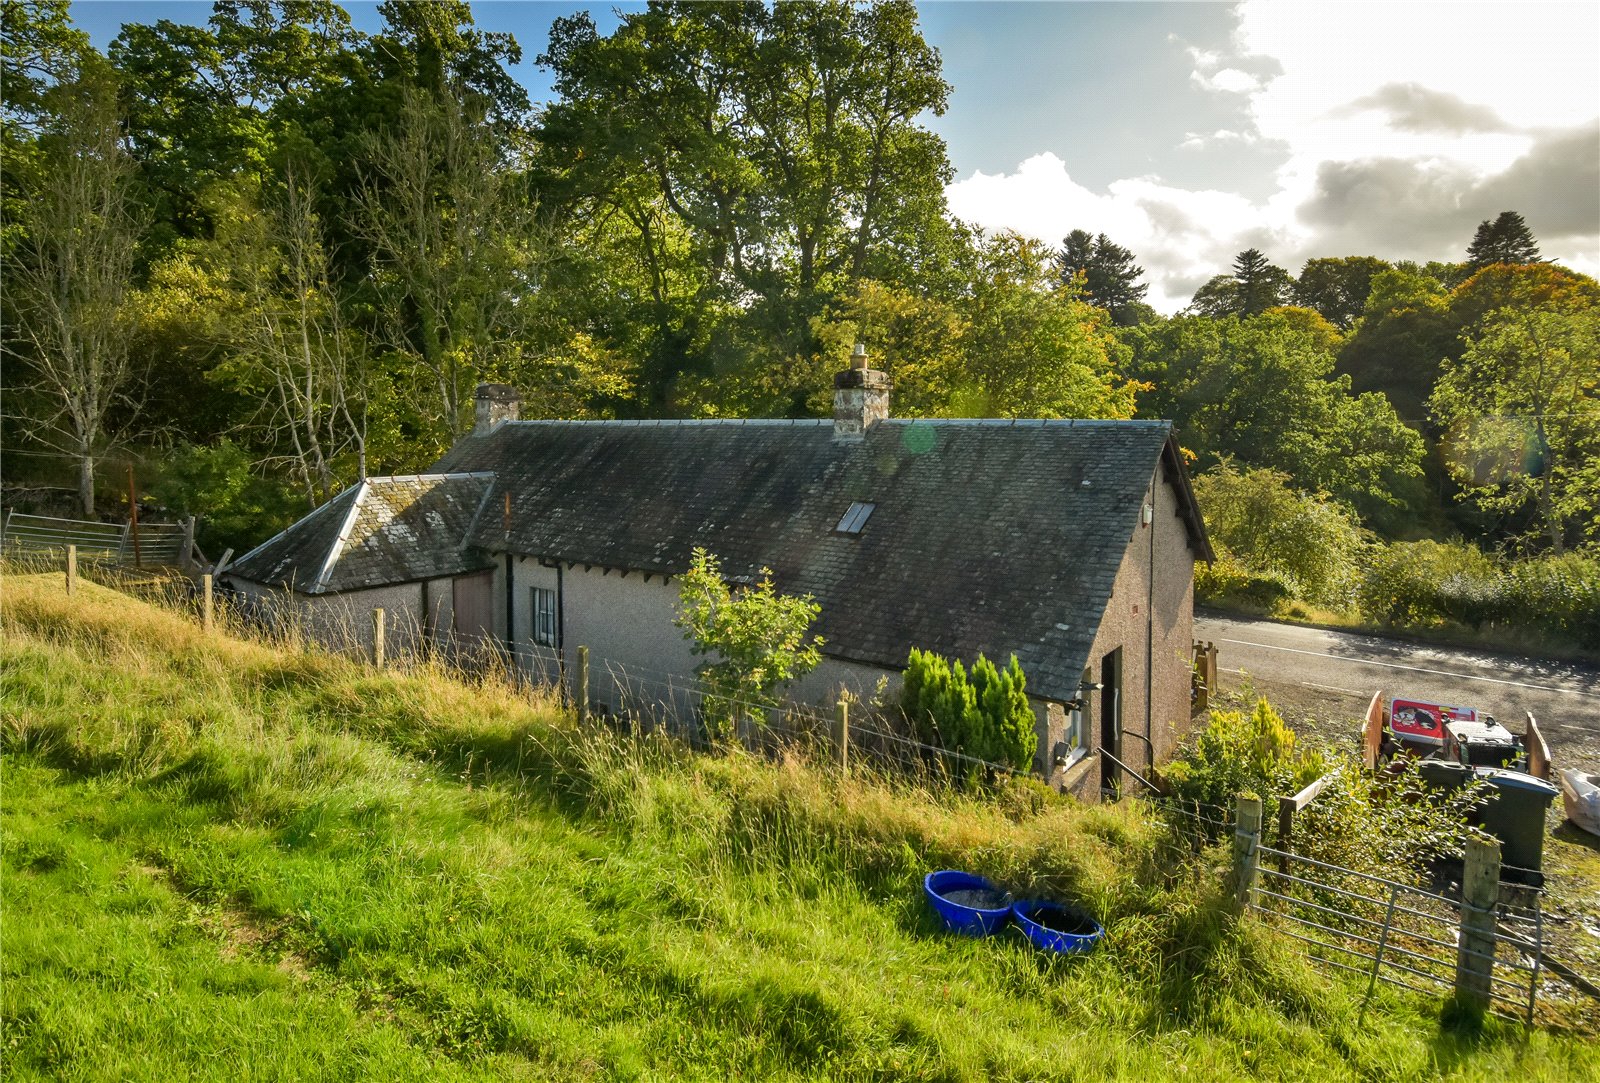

{"left": 1249, "top": 842, "right": 1544, "bottom": 1024}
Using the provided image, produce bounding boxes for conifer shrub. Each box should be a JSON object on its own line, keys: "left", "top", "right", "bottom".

{"left": 900, "top": 648, "right": 1038, "bottom": 771}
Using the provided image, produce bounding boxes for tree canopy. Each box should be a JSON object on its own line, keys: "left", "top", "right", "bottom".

{"left": 1, "top": 1, "right": 1592, "bottom": 573}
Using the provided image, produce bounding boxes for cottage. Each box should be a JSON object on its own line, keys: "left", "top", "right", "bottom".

{"left": 225, "top": 353, "right": 1212, "bottom": 798}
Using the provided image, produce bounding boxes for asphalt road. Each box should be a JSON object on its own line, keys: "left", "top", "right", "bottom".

{"left": 1194, "top": 613, "right": 1600, "bottom": 765}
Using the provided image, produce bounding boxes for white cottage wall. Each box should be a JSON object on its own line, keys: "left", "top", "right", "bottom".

{"left": 223, "top": 576, "right": 459, "bottom": 658}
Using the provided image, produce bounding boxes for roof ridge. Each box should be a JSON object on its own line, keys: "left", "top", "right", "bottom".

{"left": 363, "top": 471, "right": 498, "bottom": 483}
{"left": 227, "top": 482, "right": 358, "bottom": 571}
{"left": 313, "top": 478, "right": 369, "bottom": 593}
{"left": 489, "top": 417, "right": 1172, "bottom": 430}
{"left": 882, "top": 418, "right": 1172, "bottom": 428}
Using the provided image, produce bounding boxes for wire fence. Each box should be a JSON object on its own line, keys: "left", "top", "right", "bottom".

{"left": 10, "top": 547, "right": 1030, "bottom": 786}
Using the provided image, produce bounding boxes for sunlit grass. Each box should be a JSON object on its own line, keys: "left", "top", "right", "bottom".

{"left": 3, "top": 572, "right": 1595, "bottom": 1080}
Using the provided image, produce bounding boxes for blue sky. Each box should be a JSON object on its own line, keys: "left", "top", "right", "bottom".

{"left": 71, "top": 1, "right": 1600, "bottom": 310}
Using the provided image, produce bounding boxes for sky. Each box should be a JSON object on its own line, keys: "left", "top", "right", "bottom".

{"left": 71, "top": 0, "right": 1600, "bottom": 311}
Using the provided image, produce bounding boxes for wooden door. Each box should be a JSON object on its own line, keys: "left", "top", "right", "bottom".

{"left": 452, "top": 570, "right": 496, "bottom": 659}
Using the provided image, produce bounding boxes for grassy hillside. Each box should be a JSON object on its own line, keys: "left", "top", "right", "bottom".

{"left": 2, "top": 572, "right": 1595, "bottom": 1081}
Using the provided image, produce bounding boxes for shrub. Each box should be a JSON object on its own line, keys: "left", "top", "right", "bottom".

{"left": 1356, "top": 539, "right": 1497, "bottom": 627}
{"left": 900, "top": 648, "right": 1037, "bottom": 772}
{"left": 1163, "top": 696, "right": 1487, "bottom": 882}
{"left": 675, "top": 548, "right": 824, "bottom": 739}
{"left": 1356, "top": 542, "right": 1600, "bottom": 649}
{"left": 147, "top": 439, "right": 303, "bottom": 554}
{"left": 1162, "top": 698, "right": 1325, "bottom": 813}
{"left": 1191, "top": 465, "right": 1368, "bottom": 607}
{"left": 1194, "top": 551, "right": 1293, "bottom": 613}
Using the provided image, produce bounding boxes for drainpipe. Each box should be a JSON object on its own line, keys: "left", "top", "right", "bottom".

{"left": 1145, "top": 474, "right": 1156, "bottom": 773}
{"left": 505, "top": 553, "right": 515, "bottom": 663}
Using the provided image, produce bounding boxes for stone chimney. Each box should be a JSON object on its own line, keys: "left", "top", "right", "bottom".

{"left": 832, "top": 344, "right": 890, "bottom": 441}
{"left": 473, "top": 383, "right": 520, "bottom": 436}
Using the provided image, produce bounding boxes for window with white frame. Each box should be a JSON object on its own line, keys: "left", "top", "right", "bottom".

{"left": 531, "top": 587, "right": 557, "bottom": 647}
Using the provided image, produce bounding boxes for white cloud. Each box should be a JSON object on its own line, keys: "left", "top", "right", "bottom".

{"left": 1191, "top": 67, "right": 1260, "bottom": 95}
{"left": 946, "top": 1, "right": 1600, "bottom": 312}
{"left": 945, "top": 153, "right": 1278, "bottom": 311}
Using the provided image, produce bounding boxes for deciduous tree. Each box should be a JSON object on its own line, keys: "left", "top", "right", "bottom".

{"left": 675, "top": 548, "right": 824, "bottom": 739}
{"left": 1431, "top": 301, "right": 1600, "bottom": 552}
{"left": 1293, "top": 256, "right": 1390, "bottom": 330}
{"left": 5, "top": 63, "right": 147, "bottom": 514}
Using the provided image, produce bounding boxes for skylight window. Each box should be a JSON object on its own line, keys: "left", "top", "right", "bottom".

{"left": 835, "top": 502, "right": 875, "bottom": 534}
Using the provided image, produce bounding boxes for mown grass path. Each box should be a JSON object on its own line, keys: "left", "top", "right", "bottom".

{"left": 3, "top": 574, "right": 1595, "bottom": 1081}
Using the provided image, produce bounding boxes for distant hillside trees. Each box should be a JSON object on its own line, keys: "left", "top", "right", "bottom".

{"left": 1293, "top": 256, "right": 1391, "bottom": 330}
{"left": 1121, "top": 310, "right": 1423, "bottom": 523}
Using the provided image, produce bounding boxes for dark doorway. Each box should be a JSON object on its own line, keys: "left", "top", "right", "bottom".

{"left": 1099, "top": 649, "right": 1123, "bottom": 797}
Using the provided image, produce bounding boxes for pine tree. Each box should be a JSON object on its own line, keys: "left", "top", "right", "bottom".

{"left": 1232, "top": 248, "right": 1294, "bottom": 316}
{"left": 1466, "top": 210, "right": 1542, "bottom": 268}
{"left": 1056, "top": 229, "right": 1149, "bottom": 326}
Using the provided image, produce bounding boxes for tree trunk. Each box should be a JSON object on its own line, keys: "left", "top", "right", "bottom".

{"left": 78, "top": 451, "right": 95, "bottom": 517}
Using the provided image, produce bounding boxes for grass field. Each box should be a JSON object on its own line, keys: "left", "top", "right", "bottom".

{"left": 3, "top": 572, "right": 1597, "bottom": 1081}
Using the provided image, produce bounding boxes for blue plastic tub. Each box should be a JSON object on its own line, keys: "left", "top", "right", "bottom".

{"left": 924, "top": 870, "right": 1012, "bottom": 936}
{"left": 1011, "top": 901, "right": 1104, "bottom": 955}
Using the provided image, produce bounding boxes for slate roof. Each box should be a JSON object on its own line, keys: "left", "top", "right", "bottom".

{"left": 227, "top": 473, "right": 496, "bottom": 593}
{"left": 429, "top": 418, "right": 1210, "bottom": 704}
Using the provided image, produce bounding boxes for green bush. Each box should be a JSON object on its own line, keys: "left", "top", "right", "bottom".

{"left": 675, "top": 548, "right": 824, "bottom": 738}
{"left": 1356, "top": 540, "right": 1496, "bottom": 627}
{"left": 1356, "top": 542, "right": 1600, "bottom": 649}
{"left": 1162, "top": 699, "right": 1326, "bottom": 813}
{"left": 1192, "top": 465, "right": 1368, "bottom": 607}
{"left": 147, "top": 439, "right": 304, "bottom": 554}
{"left": 1194, "top": 552, "right": 1293, "bottom": 613}
{"left": 900, "top": 648, "right": 1037, "bottom": 772}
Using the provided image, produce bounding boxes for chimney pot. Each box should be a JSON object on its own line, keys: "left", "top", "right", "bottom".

{"left": 851, "top": 342, "right": 869, "bottom": 370}
{"left": 473, "top": 383, "right": 520, "bottom": 436}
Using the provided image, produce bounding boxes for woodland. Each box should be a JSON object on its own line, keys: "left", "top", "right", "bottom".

{"left": 3, "top": 1, "right": 1597, "bottom": 645}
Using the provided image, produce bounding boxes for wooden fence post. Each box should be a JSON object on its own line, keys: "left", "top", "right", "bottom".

{"left": 576, "top": 645, "right": 590, "bottom": 723}
{"left": 1455, "top": 835, "right": 1501, "bottom": 1016}
{"left": 127, "top": 465, "right": 142, "bottom": 568}
{"left": 1276, "top": 795, "right": 1295, "bottom": 879}
{"left": 1233, "top": 794, "right": 1263, "bottom": 910}
{"left": 833, "top": 697, "right": 850, "bottom": 774}
{"left": 65, "top": 544, "right": 77, "bottom": 595}
{"left": 371, "top": 608, "right": 386, "bottom": 668}
{"left": 201, "top": 574, "right": 214, "bottom": 632}
{"left": 178, "top": 516, "right": 195, "bottom": 572}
